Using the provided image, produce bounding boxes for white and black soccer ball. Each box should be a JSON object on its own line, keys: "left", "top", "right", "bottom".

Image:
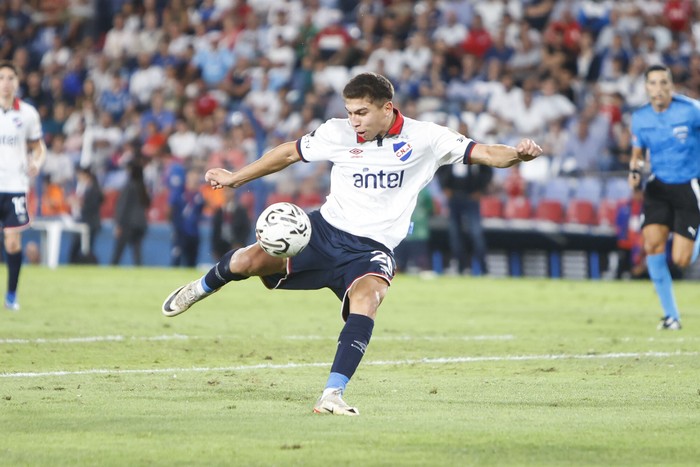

{"left": 255, "top": 202, "right": 312, "bottom": 258}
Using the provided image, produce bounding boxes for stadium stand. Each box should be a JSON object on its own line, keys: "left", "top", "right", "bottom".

{"left": 10, "top": 0, "right": 691, "bottom": 276}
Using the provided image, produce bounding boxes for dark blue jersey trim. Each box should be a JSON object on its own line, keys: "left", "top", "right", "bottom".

{"left": 295, "top": 138, "right": 309, "bottom": 163}
{"left": 463, "top": 141, "right": 476, "bottom": 164}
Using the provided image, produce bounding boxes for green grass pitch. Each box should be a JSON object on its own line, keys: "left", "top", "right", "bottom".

{"left": 1, "top": 266, "right": 699, "bottom": 466}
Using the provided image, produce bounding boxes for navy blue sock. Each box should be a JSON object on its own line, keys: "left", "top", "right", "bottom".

{"left": 202, "top": 249, "right": 248, "bottom": 292}
{"left": 326, "top": 314, "right": 375, "bottom": 391}
{"left": 6, "top": 251, "right": 22, "bottom": 293}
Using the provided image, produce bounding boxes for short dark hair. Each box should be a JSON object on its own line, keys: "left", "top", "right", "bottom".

{"left": 644, "top": 64, "right": 671, "bottom": 81}
{"left": 342, "top": 72, "right": 394, "bottom": 105}
{"left": 0, "top": 60, "right": 18, "bottom": 75}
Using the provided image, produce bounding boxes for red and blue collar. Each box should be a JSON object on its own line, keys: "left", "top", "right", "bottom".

{"left": 2, "top": 98, "right": 20, "bottom": 112}
{"left": 356, "top": 108, "right": 405, "bottom": 144}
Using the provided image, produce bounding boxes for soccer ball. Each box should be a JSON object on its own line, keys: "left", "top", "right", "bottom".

{"left": 255, "top": 202, "right": 312, "bottom": 258}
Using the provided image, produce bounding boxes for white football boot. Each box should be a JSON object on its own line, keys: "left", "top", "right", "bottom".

{"left": 313, "top": 388, "right": 359, "bottom": 416}
{"left": 162, "top": 280, "right": 218, "bottom": 317}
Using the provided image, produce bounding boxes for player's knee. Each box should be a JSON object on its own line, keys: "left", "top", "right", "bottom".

{"left": 230, "top": 248, "right": 256, "bottom": 275}
{"left": 4, "top": 235, "right": 21, "bottom": 253}
{"left": 229, "top": 245, "right": 283, "bottom": 276}
{"left": 349, "top": 278, "right": 388, "bottom": 318}
{"left": 643, "top": 240, "right": 666, "bottom": 255}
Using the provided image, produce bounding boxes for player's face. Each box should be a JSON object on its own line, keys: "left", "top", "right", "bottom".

{"left": 0, "top": 67, "right": 19, "bottom": 100}
{"left": 345, "top": 98, "right": 394, "bottom": 141}
{"left": 645, "top": 70, "right": 673, "bottom": 111}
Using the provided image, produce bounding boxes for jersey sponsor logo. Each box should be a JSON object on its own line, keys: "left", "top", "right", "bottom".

{"left": 370, "top": 250, "right": 395, "bottom": 277}
{"left": 353, "top": 169, "right": 404, "bottom": 189}
{"left": 673, "top": 125, "right": 689, "bottom": 143}
{"left": 393, "top": 141, "right": 413, "bottom": 161}
{"left": 0, "top": 134, "right": 20, "bottom": 146}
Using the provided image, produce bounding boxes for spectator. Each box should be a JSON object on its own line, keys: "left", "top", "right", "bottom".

{"left": 102, "top": 13, "right": 135, "bottom": 60}
{"left": 394, "top": 186, "right": 434, "bottom": 274}
{"left": 69, "top": 167, "right": 103, "bottom": 264}
{"left": 129, "top": 52, "right": 165, "bottom": 108}
{"left": 168, "top": 119, "right": 198, "bottom": 161}
{"left": 98, "top": 73, "right": 132, "bottom": 122}
{"left": 211, "top": 188, "right": 252, "bottom": 259}
{"left": 111, "top": 160, "right": 151, "bottom": 266}
{"left": 461, "top": 14, "right": 492, "bottom": 58}
{"left": 438, "top": 157, "right": 493, "bottom": 275}
{"left": 432, "top": 10, "right": 467, "bottom": 48}
{"left": 170, "top": 169, "right": 206, "bottom": 267}
{"left": 42, "top": 134, "right": 75, "bottom": 191}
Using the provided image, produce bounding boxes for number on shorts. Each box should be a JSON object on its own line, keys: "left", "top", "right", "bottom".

{"left": 11, "top": 196, "right": 27, "bottom": 216}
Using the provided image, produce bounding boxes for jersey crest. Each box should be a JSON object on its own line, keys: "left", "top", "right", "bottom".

{"left": 393, "top": 141, "right": 413, "bottom": 161}
{"left": 673, "top": 125, "right": 688, "bottom": 143}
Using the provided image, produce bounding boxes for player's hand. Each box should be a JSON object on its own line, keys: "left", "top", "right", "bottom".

{"left": 515, "top": 139, "right": 543, "bottom": 162}
{"left": 628, "top": 161, "right": 643, "bottom": 188}
{"left": 205, "top": 168, "right": 234, "bottom": 190}
{"left": 628, "top": 170, "right": 641, "bottom": 188}
{"left": 27, "top": 161, "right": 41, "bottom": 177}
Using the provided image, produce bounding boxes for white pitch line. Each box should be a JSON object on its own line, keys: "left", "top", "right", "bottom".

{"left": 1, "top": 350, "right": 696, "bottom": 379}
{"left": 596, "top": 337, "right": 700, "bottom": 343}
{"left": 0, "top": 334, "right": 190, "bottom": 345}
{"left": 284, "top": 335, "right": 515, "bottom": 341}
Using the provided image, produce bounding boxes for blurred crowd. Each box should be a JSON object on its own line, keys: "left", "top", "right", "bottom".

{"left": 4, "top": 0, "right": 699, "bottom": 266}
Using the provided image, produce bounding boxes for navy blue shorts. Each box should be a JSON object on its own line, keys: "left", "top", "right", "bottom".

{"left": 0, "top": 193, "right": 30, "bottom": 230}
{"left": 261, "top": 211, "right": 396, "bottom": 320}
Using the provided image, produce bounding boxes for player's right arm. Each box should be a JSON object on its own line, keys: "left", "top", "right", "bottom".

{"left": 628, "top": 146, "right": 645, "bottom": 188}
{"left": 628, "top": 112, "right": 645, "bottom": 189}
{"left": 206, "top": 141, "right": 301, "bottom": 189}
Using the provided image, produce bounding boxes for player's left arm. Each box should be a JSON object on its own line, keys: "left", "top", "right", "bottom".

{"left": 469, "top": 139, "right": 543, "bottom": 168}
{"left": 26, "top": 139, "right": 46, "bottom": 177}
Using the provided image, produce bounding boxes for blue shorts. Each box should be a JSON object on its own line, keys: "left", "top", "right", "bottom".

{"left": 261, "top": 211, "right": 396, "bottom": 320}
{"left": 0, "top": 193, "right": 30, "bottom": 230}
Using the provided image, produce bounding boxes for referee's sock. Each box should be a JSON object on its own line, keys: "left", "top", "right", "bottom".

{"left": 646, "top": 253, "right": 680, "bottom": 320}
{"left": 691, "top": 228, "right": 700, "bottom": 264}
{"left": 201, "top": 249, "right": 248, "bottom": 292}
{"left": 324, "top": 313, "right": 374, "bottom": 394}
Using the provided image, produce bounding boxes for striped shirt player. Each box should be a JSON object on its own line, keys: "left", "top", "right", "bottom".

{"left": 162, "top": 72, "right": 543, "bottom": 415}
{"left": 0, "top": 61, "right": 45, "bottom": 311}
{"left": 630, "top": 64, "right": 700, "bottom": 331}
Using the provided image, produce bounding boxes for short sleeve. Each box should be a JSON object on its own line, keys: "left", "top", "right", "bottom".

{"left": 630, "top": 112, "right": 644, "bottom": 150}
{"left": 692, "top": 98, "right": 700, "bottom": 128}
{"left": 429, "top": 122, "right": 475, "bottom": 166}
{"left": 296, "top": 121, "right": 336, "bottom": 163}
{"left": 26, "top": 105, "right": 43, "bottom": 141}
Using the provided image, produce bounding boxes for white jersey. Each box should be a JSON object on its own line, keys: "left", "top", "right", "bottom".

{"left": 297, "top": 110, "right": 475, "bottom": 250}
{"left": 0, "top": 98, "right": 43, "bottom": 193}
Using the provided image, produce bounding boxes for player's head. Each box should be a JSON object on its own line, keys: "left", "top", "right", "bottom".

{"left": 342, "top": 73, "right": 396, "bottom": 141}
{"left": 0, "top": 60, "right": 19, "bottom": 101}
{"left": 644, "top": 64, "right": 673, "bottom": 111}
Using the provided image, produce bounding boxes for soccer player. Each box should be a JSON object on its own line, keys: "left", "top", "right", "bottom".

{"left": 629, "top": 64, "right": 700, "bottom": 330}
{"left": 162, "top": 72, "right": 542, "bottom": 415}
{"left": 0, "top": 61, "right": 46, "bottom": 311}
